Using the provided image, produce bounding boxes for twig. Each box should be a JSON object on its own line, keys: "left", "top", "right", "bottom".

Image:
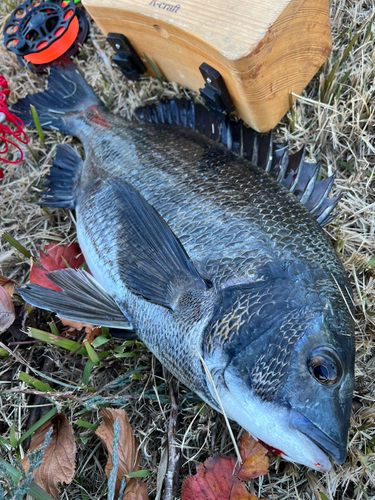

{"left": 0, "top": 388, "right": 81, "bottom": 401}
{"left": 163, "top": 376, "right": 180, "bottom": 500}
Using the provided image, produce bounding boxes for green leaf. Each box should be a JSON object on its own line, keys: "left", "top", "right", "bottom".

{"left": 91, "top": 334, "right": 111, "bottom": 348}
{"left": 337, "top": 160, "right": 355, "bottom": 172}
{"left": 319, "top": 493, "right": 329, "bottom": 500}
{"left": 113, "top": 340, "right": 136, "bottom": 353}
{"left": 29, "top": 327, "right": 87, "bottom": 354}
{"left": 30, "top": 104, "right": 45, "bottom": 144}
{"left": 0, "top": 347, "right": 9, "bottom": 357}
{"left": 144, "top": 54, "right": 164, "bottom": 83}
{"left": 18, "top": 407, "right": 57, "bottom": 446}
{"left": 19, "top": 371, "right": 54, "bottom": 392}
{"left": 82, "top": 351, "right": 110, "bottom": 386}
{"left": 101, "top": 326, "right": 109, "bottom": 336}
{"left": 84, "top": 340, "right": 100, "bottom": 366}
{"left": 83, "top": 358, "right": 94, "bottom": 386}
{"left": 125, "top": 469, "right": 151, "bottom": 478}
{"left": 0, "top": 458, "right": 55, "bottom": 500}
{"left": 0, "top": 435, "right": 11, "bottom": 451}
{"left": 10, "top": 421, "right": 17, "bottom": 448}
{"left": 2, "top": 232, "right": 32, "bottom": 259}
{"left": 366, "top": 255, "right": 375, "bottom": 268}
{"left": 79, "top": 435, "right": 91, "bottom": 445}
{"left": 114, "top": 352, "right": 139, "bottom": 358}
{"left": 48, "top": 322, "right": 60, "bottom": 336}
{"left": 75, "top": 419, "right": 98, "bottom": 430}
{"left": 79, "top": 487, "right": 90, "bottom": 500}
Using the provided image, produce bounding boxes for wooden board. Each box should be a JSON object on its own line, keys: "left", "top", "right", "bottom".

{"left": 82, "top": 0, "right": 331, "bottom": 132}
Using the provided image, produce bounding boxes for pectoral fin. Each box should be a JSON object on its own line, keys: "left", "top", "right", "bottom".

{"left": 105, "top": 179, "right": 210, "bottom": 308}
{"left": 19, "top": 269, "right": 132, "bottom": 329}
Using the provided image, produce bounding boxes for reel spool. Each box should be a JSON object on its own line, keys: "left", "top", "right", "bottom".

{"left": 3, "top": 0, "right": 88, "bottom": 71}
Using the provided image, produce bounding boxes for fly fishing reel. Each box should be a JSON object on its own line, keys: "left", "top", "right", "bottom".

{"left": 3, "top": 0, "right": 88, "bottom": 72}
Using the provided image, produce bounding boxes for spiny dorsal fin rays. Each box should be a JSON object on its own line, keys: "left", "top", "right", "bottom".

{"left": 307, "top": 174, "right": 336, "bottom": 214}
{"left": 134, "top": 99, "right": 340, "bottom": 227}
{"left": 315, "top": 195, "right": 342, "bottom": 225}
{"left": 300, "top": 163, "right": 321, "bottom": 205}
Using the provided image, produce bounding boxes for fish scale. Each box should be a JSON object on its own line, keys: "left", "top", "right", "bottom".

{"left": 14, "top": 59, "right": 355, "bottom": 471}
{"left": 72, "top": 112, "right": 346, "bottom": 289}
{"left": 77, "top": 180, "right": 218, "bottom": 403}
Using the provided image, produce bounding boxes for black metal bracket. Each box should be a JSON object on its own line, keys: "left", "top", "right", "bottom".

{"left": 199, "top": 63, "right": 235, "bottom": 120}
{"left": 106, "top": 33, "right": 146, "bottom": 81}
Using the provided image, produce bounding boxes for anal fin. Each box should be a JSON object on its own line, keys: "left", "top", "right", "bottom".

{"left": 19, "top": 269, "right": 132, "bottom": 329}
{"left": 40, "top": 144, "right": 83, "bottom": 209}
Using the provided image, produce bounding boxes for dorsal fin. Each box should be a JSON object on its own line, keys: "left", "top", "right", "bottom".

{"left": 134, "top": 99, "right": 340, "bottom": 227}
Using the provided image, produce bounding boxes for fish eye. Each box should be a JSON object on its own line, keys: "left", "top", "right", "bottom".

{"left": 307, "top": 347, "right": 343, "bottom": 386}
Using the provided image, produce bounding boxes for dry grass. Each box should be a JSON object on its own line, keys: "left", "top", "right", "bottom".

{"left": 0, "top": 0, "right": 375, "bottom": 499}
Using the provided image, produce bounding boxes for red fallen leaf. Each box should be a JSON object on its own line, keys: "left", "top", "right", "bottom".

{"left": 40, "top": 242, "right": 84, "bottom": 273}
{"left": 182, "top": 455, "right": 255, "bottom": 500}
{"left": 181, "top": 433, "right": 269, "bottom": 500}
{"left": 29, "top": 243, "right": 95, "bottom": 335}
{"left": 29, "top": 263, "right": 62, "bottom": 292}
{"left": 30, "top": 242, "right": 85, "bottom": 292}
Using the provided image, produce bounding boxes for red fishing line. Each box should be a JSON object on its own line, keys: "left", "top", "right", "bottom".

{"left": 0, "top": 75, "right": 28, "bottom": 167}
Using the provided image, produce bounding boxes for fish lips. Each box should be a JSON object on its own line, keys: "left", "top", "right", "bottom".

{"left": 289, "top": 409, "right": 347, "bottom": 465}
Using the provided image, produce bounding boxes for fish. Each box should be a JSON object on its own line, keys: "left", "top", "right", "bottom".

{"left": 13, "top": 58, "right": 355, "bottom": 472}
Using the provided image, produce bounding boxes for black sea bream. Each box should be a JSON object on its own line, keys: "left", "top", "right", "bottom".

{"left": 14, "top": 59, "right": 355, "bottom": 471}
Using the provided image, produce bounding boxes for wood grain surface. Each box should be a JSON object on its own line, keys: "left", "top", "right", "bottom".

{"left": 82, "top": 0, "right": 332, "bottom": 131}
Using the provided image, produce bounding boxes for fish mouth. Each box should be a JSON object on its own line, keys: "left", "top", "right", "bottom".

{"left": 289, "top": 409, "right": 346, "bottom": 465}
{"left": 216, "top": 367, "right": 332, "bottom": 471}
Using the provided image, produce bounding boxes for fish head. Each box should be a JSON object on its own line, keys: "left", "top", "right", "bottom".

{"left": 203, "top": 273, "right": 355, "bottom": 471}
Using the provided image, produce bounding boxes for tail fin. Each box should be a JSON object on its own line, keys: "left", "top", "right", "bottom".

{"left": 11, "top": 57, "right": 100, "bottom": 135}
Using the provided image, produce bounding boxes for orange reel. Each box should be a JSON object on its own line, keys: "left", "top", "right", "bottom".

{"left": 4, "top": 0, "right": 83, "bottom": 68}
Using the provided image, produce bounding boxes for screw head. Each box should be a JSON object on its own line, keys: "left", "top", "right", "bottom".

{"left": 206, "top": 77, "right": 211, "bottom": 83}
{"left": 115, "top": 43, "right": 120, "bottom": 50}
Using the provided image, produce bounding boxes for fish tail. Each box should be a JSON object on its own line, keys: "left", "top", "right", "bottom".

{"left": 11, "top": 57, "right": 100, "bottom": 135}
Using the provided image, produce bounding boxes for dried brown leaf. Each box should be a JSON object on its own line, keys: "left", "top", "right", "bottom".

{"left": 60, "top": 317, "right": 97, "bottom": 338}
{"left": 231, "top": 481, "right": 265, "bottom": 500}
{"left": 0, "top": 284, "right": 15, "bottom": 332}
{"left": 231, "top": 486, "right": 264, "bottom": 500}
{"left": 0, "top": 274, "right": 17, "bottom": 296}
{"left": 95, "top": 408, "right": 148, "bottom": 499}
{"left": 124, "top": 481, "right": 149, "bottom": 500}
{"left": 237, "top": 433, "right": 269, "bottom": 481}
{"left": 21, "top": 412, "right": 76, "bottom": 500}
